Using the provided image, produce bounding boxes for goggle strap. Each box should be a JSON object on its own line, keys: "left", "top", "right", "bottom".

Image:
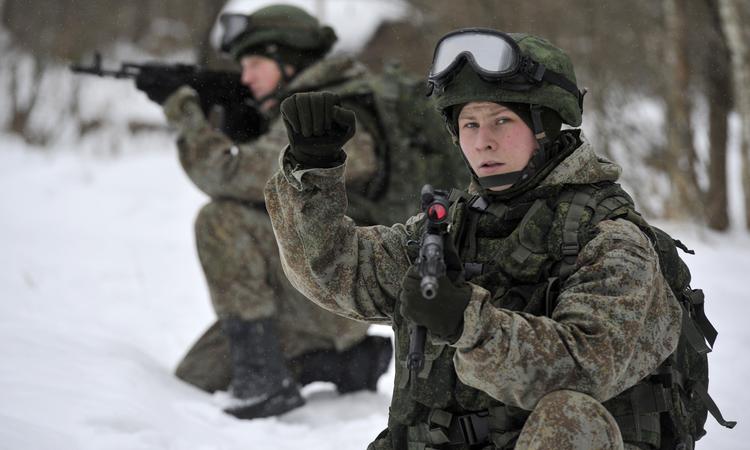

{"left": 527, "top": 59, "right": 546, "bottom": 82}
{"left": 277, "top": 58, "right": 294, "bottom": 84}
{"left": 541, "top": 68, "right": 582, "bottom": 104}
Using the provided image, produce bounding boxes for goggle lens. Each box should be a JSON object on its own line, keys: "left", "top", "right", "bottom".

{"left": 430, "top": 31, "right": 518, "bottom": 79}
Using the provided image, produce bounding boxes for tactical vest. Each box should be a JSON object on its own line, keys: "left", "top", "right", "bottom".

{"left": 376, "top": 181, "right": 733, "bottom": 450}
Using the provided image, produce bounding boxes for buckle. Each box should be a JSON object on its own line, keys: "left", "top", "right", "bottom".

{"left": 561, "top": 242, "right": 579, "bottom": 256}
{"left": 685, "top": 289, "right": 705, "bottom": 307}
{"left": 457, "top": 411, "right": 490, "bottom": 445}
{"left": 469, "top": 196, "right": 489, "bottom": 212}
{"left": 532, "top": 62, "right": 546, "bottom": 82}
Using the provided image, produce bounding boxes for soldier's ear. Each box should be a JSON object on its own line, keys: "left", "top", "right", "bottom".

{"left": 284, "top": 65, "right": 296, "bottom": 78}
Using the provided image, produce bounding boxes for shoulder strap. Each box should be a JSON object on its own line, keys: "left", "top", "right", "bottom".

{"left": 547, "top": 183, "right": 633, "bottom": 314}
{"left": 558, "top": 186, "right": 600, "bottom": 279}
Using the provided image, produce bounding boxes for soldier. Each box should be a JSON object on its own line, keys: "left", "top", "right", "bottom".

{"left": 265, "top": 29, "right": 684, "bottom": 449}
{"left": 136, "top": 4, "right": 464, "bottom": 420}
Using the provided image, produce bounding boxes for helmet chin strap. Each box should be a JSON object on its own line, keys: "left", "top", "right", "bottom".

{"left": 477, "top": 170, "right": 524, "bottom": 189}
{"left": 477, "top": 104, "right": 550, "bottom": 191}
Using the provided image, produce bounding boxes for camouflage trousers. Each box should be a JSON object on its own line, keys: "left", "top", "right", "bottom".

{"left": 175, "top": 199, "right": 369, "bottom": 392}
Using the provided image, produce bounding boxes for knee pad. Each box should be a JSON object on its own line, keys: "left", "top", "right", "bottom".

{"left": 517, "top": 389, "right": 624, "bottom": 450}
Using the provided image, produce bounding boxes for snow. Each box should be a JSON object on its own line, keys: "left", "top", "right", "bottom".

{"left": 0, "top": 133, "right": 396, "bottom": 450}
{"left": 0, "top": 128, "right": 746, "bottom": 449}
{"left": 0, "top": 1, "right": 746, "bottom": 445}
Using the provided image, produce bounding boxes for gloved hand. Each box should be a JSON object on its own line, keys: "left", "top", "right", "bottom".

{"left": 135, "top": 69, "right": 186, "bottom": 105}
{"left": 280, "top": 91, "right": 356, "bottom": 168}
{"left": 399, "top": 237, "right": 472, "bottom": 343}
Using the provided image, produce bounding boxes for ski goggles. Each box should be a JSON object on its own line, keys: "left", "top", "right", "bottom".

{"left": 219, "top": 13, "right": 252, "bottom": 53}
{"left": 427, "top": 28, "right": 582, "bottom": 101}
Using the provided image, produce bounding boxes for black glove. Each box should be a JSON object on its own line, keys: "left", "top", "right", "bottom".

{"left": 399, "top": 237, "right": 471, "bottom": 343}
{"left": 135, "top": 69, "right": 186, "bottom": 105}
{"left": 280, "top": 92, "right": 356, "bottom": 168}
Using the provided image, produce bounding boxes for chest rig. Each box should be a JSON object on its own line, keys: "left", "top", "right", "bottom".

{"left": 386, "top": 181, "right": 640, "bottom": 450}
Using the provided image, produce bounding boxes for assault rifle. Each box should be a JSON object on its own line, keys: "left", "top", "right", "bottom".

{"left": 407, "top": 184, "right": 451, "bottom": 373}
{"left": 70, "top": 53, "right": 267, "bottom": 142}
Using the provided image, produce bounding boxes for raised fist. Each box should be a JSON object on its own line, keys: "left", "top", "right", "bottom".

{"left": 281, "top": 91, "right": 356, "bottom": 168}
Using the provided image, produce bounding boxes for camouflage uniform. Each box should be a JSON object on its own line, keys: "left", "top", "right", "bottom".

{"left": 264, "top": 131, "right": 682, "bottom": 448}
{"left": 162, "top": 56, "right": 392, "bottom": 373}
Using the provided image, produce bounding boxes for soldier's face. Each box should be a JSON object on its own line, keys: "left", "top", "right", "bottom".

{"left": 240, "top": 55, "right": 283, "bottom": 100}
{"left": 457, "top": 102, "right": 537, "bottom": 191}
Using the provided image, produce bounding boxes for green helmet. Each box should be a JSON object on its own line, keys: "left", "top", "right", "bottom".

{"left": 219, "top": 5, "right": 337, "bottom": 67}
{"left": 429, "top": 31, "right": 583, "bottom": 128}
{"left": 427, "top": 29, "right": 585, "bottom": 193}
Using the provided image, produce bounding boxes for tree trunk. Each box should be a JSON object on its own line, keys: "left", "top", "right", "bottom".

{"left": 718, "top": 0, "right": 750, "bottom": 230}
{"left": 9, "top": 54, "right": 44, "bottom": 140}
{"left": 663, "top": 0, "right": 702, "bottom": 220}
{"left": 705, "top": 0, "right": 732, "bottom": 231}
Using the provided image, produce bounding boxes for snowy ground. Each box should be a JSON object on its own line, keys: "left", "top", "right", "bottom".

{"left": 0, "top": 131, "right": 746, "bottom": 449}
{"left": 0, "top": 133, "right": 395, "bottom": 450}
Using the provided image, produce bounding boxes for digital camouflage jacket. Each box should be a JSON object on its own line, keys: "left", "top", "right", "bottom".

{"left": 264, "top": 133, "right": 682, "bottom": 449}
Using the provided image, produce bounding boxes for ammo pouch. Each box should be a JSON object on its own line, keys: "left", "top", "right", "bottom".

{"left": 602, "top": 381, "right": 673, "bottom": 448}
{"left": 406, "top": 407, "right": 528, "bottom": 450}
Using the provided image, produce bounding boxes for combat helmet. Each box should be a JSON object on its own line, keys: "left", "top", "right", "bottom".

{"left": 219, "top": 5, "right": 337, "bottom": 73}
{"left": 427, "top": 28, "right": 586, "bottom": 191}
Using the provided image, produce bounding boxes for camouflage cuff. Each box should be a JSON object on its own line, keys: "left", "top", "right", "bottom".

{"left": 162, "top": 86, "right": 207, "bottom": 131}
{"left": 450, "top": 283, "right": 498, "bottom": 350}
{"left": 279, "top": 144, "right": 347, "bottom": 192}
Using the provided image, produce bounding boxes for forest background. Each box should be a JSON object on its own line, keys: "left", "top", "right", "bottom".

{"left": 2, "top": 0, "right": 750, "bottom": 228}
{"left": 1, "top": 1, "right": 749, "bottom": 449}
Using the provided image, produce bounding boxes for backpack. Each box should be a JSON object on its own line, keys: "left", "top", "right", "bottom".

{"left": 330, "top": 63, "right": 469, "bottom": 226}
{"left": 557, "top": 184, "right": 736, "bottom": 449}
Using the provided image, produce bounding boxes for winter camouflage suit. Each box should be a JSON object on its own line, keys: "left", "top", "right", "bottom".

{"left": 160, "top": 56, "right": 384, "bottom": 390}
{"left": 265, "top": 30, "right": 683, "bottom": 449}
{"left": 265, "top": 133, "right": 681, "bottom": 449}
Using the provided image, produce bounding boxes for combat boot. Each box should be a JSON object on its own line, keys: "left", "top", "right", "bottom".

{"left": 291, "top": 335, "right": 393, "bottom": 394}
{"left": 222, "top": 317, "right": 304, "bottom": 419}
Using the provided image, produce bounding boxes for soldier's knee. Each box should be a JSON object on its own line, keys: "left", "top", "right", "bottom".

{"left": 536, "top": 389, "right": 601, "bottom": 409}
{"left": 196, "top": 201, "right": 222, "bottom": 237}
{"left": 195, "top": 200, "right": 261, "bottom": 242}
{"left": 195, "top": 201, "right": 240, "bottom": 255}
{"left": 196, "top": 200, "right": 233, "bottom": 233}
{"left": 194, "top": 200, "right": 274, "bottom": 267}
{"left": 517, "top": 390, "right": 624, "bottom": 450}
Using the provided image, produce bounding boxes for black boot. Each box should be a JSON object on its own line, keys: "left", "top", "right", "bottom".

{"left": 290, "top": 335, "right": 393, "bottom": 394}
{"left": 222, "top": 317, "right": 304, "bottom": 419}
